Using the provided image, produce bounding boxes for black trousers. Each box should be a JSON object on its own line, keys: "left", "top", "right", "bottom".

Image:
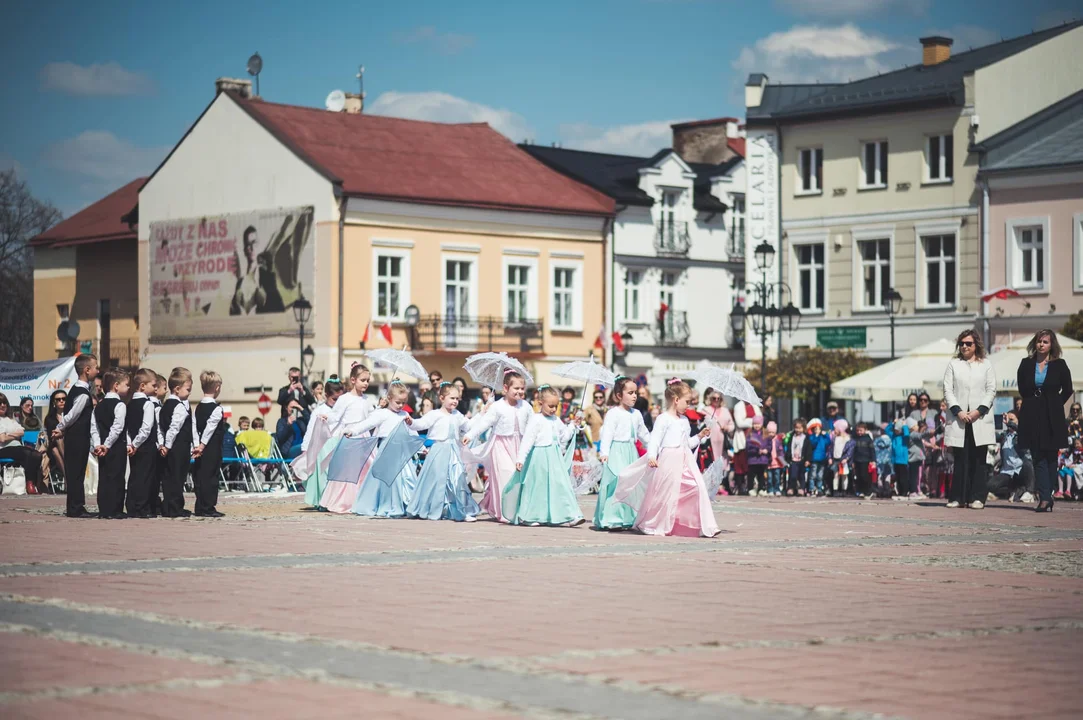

{"left": 748, "top": 465, "right": 766, "bottom": 491}
{"left": 894, "top": 463, "right": 911, "bottom": 495}
{"left": 988, "top": 472, "right": 1025, "bottom": 500}
{"left": 148, "top": 454, "right": 164, "bottom": 515}
{"left": 949, "top": 425, "right": 988, "bottom": 505}
{"left": 126, "top": 448, "right": 156, "bottom": 515}
{"left": 1032, "top": 449, "right": 1060, "bottom": 503}
{"left": 162, "top": 449, "right": 188, "bottom": 516}
{"left": 0, "top": 446, "right": 46, "bottom": 492}
{"left": 64, "top": 436, "right": 90, "bottom": 515}
{"left": 193, "top": 450, "right": 221, "bottom": 514}
{"left": 854, "top": 462, "right": 873, "bottom": 495}
{"left": 96, "top": 446, "right": 127, "bottom": 517}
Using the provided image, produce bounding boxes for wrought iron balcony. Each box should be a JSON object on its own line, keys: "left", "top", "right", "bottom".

{"left": 76, "top": 338, "right": 141, "bottom": 369}
{"left": 653, "top": 310, "right": 690, "bottom": 346}
{"left": 411, "top": 315, "right": 544, "bottom": 355}
{"left": 728, "top": 228, "right": 746, "bottom": 260}
{"left": 654, "top": 220, "right": 691, "bottom": 255}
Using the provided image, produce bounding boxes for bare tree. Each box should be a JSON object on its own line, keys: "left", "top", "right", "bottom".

{"left": 0, "top": 169, "right": 63, "bottom": 361}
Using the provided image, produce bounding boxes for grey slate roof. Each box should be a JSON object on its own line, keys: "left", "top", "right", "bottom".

{"left": 518, "top": 145, "right": 734, "bottom": 213}
{"left": 977, "top": 89, "right": 1083, "bottom": 173}
{"left": 747, "top": 21, "right": 1082, "bottom": 124}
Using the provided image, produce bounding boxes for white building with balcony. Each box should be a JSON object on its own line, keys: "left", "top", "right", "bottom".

{"left": 522, "top": 142, "right": 746, "bottom": 394}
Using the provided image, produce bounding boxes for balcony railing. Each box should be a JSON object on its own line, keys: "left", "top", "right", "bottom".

{"left": 76, "top": 338, "right": 141, "bottom": 369}
{"left": 654, "top": 220, "right": 691, "bottom": 255}
{"left": 411, "top": 315, "right": 544, "bottom": 355}
{"left": 728, "top": 228, "right": 746, "bottom": 260}
{"left": 653, "top": 310, "right": 690, "bottom": 346}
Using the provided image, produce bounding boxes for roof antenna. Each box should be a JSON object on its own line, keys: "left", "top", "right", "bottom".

{"left": 356, "top": 64, "right": 365, "bottom": 98}
{"left": 247, "top": 52, "right": 262, "bottom": 97}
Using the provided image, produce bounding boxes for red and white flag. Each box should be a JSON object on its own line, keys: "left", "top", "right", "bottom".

{"left": 611, "top": 331, "right": 625, "bottom": 353}
{"left": 980, "top": 286, "right": 1021, "bottom": 302}
{"left": 360, "top": 320, "right": 371, "bottom": 345}
{"left": 380, "top": 322, "right": 393, "bottom": 344}
{"left": 593, "top": 325, "right": 606, "bottom": 350}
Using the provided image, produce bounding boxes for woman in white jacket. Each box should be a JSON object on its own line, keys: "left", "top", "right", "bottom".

{"left": 943, "top": 330, "right": 996, "bottom": 509}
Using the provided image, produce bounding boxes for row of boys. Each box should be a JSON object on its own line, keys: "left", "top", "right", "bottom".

{"left": 52, "top": 353, "right": 226, "bottom": 518}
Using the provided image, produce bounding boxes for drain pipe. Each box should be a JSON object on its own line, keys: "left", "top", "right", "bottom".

{"left": 980, "top": 178, "right": 990, "bottom": 347}
{"left": 337, "top": 193, "right": 346, "bottom": 378}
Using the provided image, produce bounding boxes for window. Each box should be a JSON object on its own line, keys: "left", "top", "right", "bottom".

{"left": 623, "top": 269, "right": 642, "bottom": 323}
{"left": 861, "top": 141, "right": 888, "bottom": 188}
{"left": 659, "top": 271, "right": 680, "bottom": 336}
{"left": 375, "top": 255, "right": 403, "bottom": 319}
{"left": 926, "top": 133, "right": 953, "bottom": 182}
{"left": 794, "top": 242, "right": 825, "bottom": 312}
{"left": 551, "top": 262, "right": 582, "bottom": 331}
{"left": 857, "top": 239, "right": 891, "bottom": 310}
{"left": 1013, "top": 226, "right": 1045, "bottom": 289}
{"left": 730, "top": 195, "right": 746, "bottom": 255}
{"left": 506, "top": 264, "right": 530, "bottom": 323}
{"left": 445, "top": 260, "right": 472, "bottom": 320}
{"left": 797, "top": 147, "right": 823, "bottom": 193}
{"left": 1075, "top": 213, "right": 1083, "bottom": 292}
{"left": 922, "top": 234, "right": 956, "bottom": 306}
{"left": 57, "top": 303, "right": 70, "bottom": 323}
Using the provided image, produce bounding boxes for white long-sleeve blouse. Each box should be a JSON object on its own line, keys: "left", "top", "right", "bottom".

{"left": 647, "top": 413, "right": 700, "bottom": 461}
{"left": 411, "top": 408, "right": 467, "bottom": 442}
{"left": 464, "top": 398, "right": 532, "bottom": 441}
{"left": 599, "top": 406, "right": 650, "bottom": 457}
{"left": 517, "top": 413, "right": 576, "bottom": 464}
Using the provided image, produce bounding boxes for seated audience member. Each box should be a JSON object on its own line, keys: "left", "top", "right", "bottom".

{"left": 0, "top": 393, "right": 48, "bottom": 493}
{"left": 235, "top": 416, "right": 273, "bottom": 459}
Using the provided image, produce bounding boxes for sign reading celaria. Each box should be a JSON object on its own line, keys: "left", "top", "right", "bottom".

{"left": 149, "top": 206, "right": 315, "bottom": 341}
{"left": 746, "top": 130, "right": 778, "bottom": 263}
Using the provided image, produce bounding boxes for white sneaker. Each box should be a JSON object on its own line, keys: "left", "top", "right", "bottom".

{"left": 969, "top": 501, "right": 984, "bottom": 510}
{"left": 1020, "top": 492, "right": 1035, "bottom": 503}
{"left": 464, "top": 516, "right": 477, "bottom": 522}
{"left": 987, "top": 493, "right": 997, "bottom": 503}
{"left": 946, "top": 501, "right": 960, "bottom": 508}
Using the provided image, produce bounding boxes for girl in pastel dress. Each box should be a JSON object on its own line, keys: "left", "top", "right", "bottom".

{"left": 299, "top": 375, "right": 344, "bottom": 508}
{"left": 462, "top": 371, "right": 532, "bottom": 522}
{"left": 502, "top": 386, "right": 585, "bottom": 527}
{"left": 351, "top": 382, "right": 420, "bottom": 518}
{"left": 702, "top": 389, "right": 734, "bottom": 496}
{"left": 595, "top": 377, "right": 650, "bottom": 530}
{"left": 614, "top": 380, "right": 720, "bottom": 538}
{"left": 320, "top": 364, "right": 377, "bottom": 513}
{"left": 407, "top": 383, "right": 480, "bottom": 522}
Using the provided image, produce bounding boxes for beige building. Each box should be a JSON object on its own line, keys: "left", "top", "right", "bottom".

{"left": 743, "top": 22, "right": 1083, "bottom": 369}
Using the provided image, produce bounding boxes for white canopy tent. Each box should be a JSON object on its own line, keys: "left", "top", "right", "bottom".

{"left": 923, "top": 335, "right": 1083, "bottom": 396}
{"left": 831, "top": 338, "right": 957, "bottom": 403}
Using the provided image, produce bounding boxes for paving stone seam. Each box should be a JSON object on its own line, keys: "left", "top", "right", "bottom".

{"left": 0, "top": 600, "right": 897, "bottom": 720}
{"left": 0, "top": 670, "right": 273, "bottom": 705}
{"left": 2, "top": 532, "right": 1079, "bottom": 578}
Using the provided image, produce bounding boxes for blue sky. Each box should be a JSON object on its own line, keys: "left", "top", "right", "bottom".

{"left": 2, "top": 0, "right": 1078, "bottom": 217}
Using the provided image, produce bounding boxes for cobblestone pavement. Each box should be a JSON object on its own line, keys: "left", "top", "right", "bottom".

{"left": 0, "top": 492, "right": 1080, "bottom": 719}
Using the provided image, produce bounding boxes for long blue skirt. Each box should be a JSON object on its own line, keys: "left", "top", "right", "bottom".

{"left": 406, "top": 441, "right": 481, "bottom": 521}
{"left": 351, "top": 446, "right": 418, "bottom": 518}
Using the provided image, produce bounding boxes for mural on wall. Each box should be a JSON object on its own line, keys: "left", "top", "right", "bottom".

{"left": 149, "top": 206, "right": 314, "bottom": 341}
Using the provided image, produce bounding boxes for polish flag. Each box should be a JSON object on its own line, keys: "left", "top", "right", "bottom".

{"left": 611, "top": 331, "right": 625, "bottom": 353}
{"left": 658, "top": 302, "right": 669, "bottom": 322}
{"left": 360, "top": 320, "right": 371, "bottom": 345}
{"left": 380, "top": 322, "right": 393, "bottom": 344}
{"left": 593, "top": 325, "right": 606, "bottom": 350}
{"left": 980, "top": 286, "right": 1022, "bottom": 302}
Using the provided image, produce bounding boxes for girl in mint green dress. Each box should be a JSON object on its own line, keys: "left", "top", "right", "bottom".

{"left": 595, "top": 377, "right": 650, "bottom": 529}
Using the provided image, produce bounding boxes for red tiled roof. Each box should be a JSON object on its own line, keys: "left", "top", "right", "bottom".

{"left": 727, "top": 137, "right": 746, "bottom": 158}
{"left": 232, "top": 94, "right": 615, "bottom": 217}
{"left": 30, "top": 178, "right": 143, "bottom": 247}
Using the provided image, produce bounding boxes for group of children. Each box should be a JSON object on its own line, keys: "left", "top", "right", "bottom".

{"left": 52, "top": 353, "right": 226, "bottom": 519}
{"left": 292, "top": 365, "right": 721, "bottom": 538}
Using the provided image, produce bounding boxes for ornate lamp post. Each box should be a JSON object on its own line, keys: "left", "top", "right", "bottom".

{"left": 292, "top": 289, "right": 312, "bottom": 378}
{"left": 883, "top": 287, "right": 903, "bottom": 359}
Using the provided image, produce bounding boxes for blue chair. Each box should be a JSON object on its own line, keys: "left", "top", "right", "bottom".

{"left": 22, "top": 430, "right": 40, "bottom": 447}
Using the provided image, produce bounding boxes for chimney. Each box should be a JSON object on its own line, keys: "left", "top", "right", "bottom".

{"left": 215, "top": 77, "right": 253, "bottom": 98}
{"left": 920, "top": 36, "right": 953, "bottom": 66}
{"left": 343, "top": 92, "right": 364, "bottom": 114}
{"left": 745, "top": 73, "right": 768, "bottom": 109}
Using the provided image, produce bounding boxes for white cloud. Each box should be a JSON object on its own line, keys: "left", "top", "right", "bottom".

{"left": 40, "top": 61, "right": 154, "bottom": 96}
{"left": 393, "top": 26, "right": 475, "bottom": 55}
{"left": 775, "top": 0, "right": 930, "bottom": 18}
{"left": 732, "top": 23, "right": 914, "bottom": 84}
{"left": 42, "top": 130, "right": 169, "bottom": 183}
{"left": 366, "top": 91, "right": 534, "bottom": 141}
{"left": 558, "top": 120, "right": 685, "bottom": 157}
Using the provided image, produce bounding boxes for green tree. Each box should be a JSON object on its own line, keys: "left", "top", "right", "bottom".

{"left": 0, "top": 169, "right": 63, "bottom": 361}
{"left": 745, "top": 347, "right": 874, "bottom": 401}
{"left": 1063, "top": 310, "right": 1083, "bottom": 343}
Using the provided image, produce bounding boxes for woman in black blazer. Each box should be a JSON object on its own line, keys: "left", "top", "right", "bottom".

{"left": 1016, "top": 329, "right": 1075, "bottom": 511}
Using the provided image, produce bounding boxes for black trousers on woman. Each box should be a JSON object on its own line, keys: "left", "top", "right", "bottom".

{"left": 950, "top": 424, "right": 988, "bottom": 505}
{"left": 0, "top": 446, "right": 46, "bottom": 492}
{"left": 1032, "top": 449, "right": 1060, "bottom": 503}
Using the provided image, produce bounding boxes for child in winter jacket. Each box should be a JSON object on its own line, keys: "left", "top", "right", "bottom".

{"left": 891, "top": 420, "right": 912, "bottom": 497}
{"left": 829, "top": 419, "right": 855, "bottom": 496}
{"left": 787, "top": 419, "right": 807, "bottom": 496}
{"left": 766, "top": 421, "right": 786, "bottom": 496}
{"left": 803, "top": 418, "right": 831, "bottom": 495}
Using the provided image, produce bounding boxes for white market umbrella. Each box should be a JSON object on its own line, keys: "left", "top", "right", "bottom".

{"left": 365, "top": 348, "right": 428, "bottom": 383}
{"left": 922, "top": 335, "right": 1083, "bottom": 396}
{"left": 687, "top": 363, "right": 761, "bottom": 407}
{"left": 831, "top": 338, "right": 957, "bottom": 403}
{"left": 463, "top": 351, "right": 534, "bottom": 389}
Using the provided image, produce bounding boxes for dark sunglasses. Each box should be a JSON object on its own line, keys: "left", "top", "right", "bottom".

{"left": 959, "top": 341, "right": 975, "bottom": 347}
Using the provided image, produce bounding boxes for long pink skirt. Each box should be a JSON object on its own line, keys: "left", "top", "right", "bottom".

{"left": 320, "top": 450, "right": 375, "bottom": 514}
{"left": 479, "top": 434, "right": 519, "bottom": 522}
{"left": 628, "top": 448, "right": 720, "bottom": 538}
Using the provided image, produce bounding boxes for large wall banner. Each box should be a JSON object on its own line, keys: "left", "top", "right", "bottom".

{"left": 0, "top": 357, "right": 77, "bottom": 406}
{"left": 149, "top": 206, "right": 314, "bottom": 341}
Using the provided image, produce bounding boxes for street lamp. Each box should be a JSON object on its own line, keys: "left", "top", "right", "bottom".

{"left": 883, "top": 287, "right": 903, "bottom": 359}
{"left": 733, "top": 245, "right": 801, "bottom": 399}
{"left": 302, "top": 344, "right": 315, "bottom": 375}
{"left": 292, "top": 288, "right": 312, "bottom": 379}
{"left": 404, "top": 304, "right": 420, "bottom": 349}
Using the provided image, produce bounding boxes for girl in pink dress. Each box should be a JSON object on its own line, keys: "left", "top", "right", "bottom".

{"left": 463, "top": 371, "right": 531, "bottom": 522}
{"left": 702, "top": 389, "right": 734, "bottom": 495}
{"left": 614, "top": 379, "right": 720, "bottom": 538}
{"left": 320, "top": 364, "right": 378, "bottom": 514}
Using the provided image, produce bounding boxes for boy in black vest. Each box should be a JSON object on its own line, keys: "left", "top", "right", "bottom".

{"left": 193, "top": 370, "right": 226, "bottom": 517}
{"left": 148, "top": 373, "right": 168, "bottom": 515}
{"left": 125, "top": 368, "right": 159, "bottom": 518}
{"left": 159, "top": 367, "right": 193, "bottom": 518}
{"left": 52, "top": 354, "right": 99, "bottom": 518}
{"left": 92, "top": 369, "right": 130, "bottom": 519}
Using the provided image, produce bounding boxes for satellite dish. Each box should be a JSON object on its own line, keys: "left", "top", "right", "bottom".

{"left": 247, "top": 52, "right": 263, "bottom": 77}
{"left": 67, "top": 320, "right": 81, "bottom": 340}
{"left": 56, "top": 321, "right": 69, "bottom": 343}
{"left": 325, "top": 89, "right": 346, "bottom": 112}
